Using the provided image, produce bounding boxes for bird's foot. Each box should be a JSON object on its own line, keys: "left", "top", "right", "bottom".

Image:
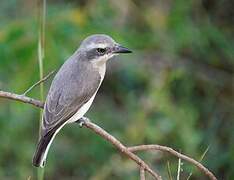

{"left": 76, "top": 117, "right": 91, "bottom": 128}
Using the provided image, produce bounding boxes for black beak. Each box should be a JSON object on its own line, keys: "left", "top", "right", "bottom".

{"left": 113, "top": 45, "right": 132, "bottom": 54}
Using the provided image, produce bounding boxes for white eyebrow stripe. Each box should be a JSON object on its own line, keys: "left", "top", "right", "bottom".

{"left": 86, "top": 43, "right": 108, "bottom": 50}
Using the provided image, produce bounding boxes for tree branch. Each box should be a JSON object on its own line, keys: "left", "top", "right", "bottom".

{"left": 83, "top": 120, "right": 161, "bottom": 179}
{"left": 0, "top": 91, "right": 44, "bottom": 108}
{"left": 0, "top": 90, "right": 217, "bottom": 180}
{"left": 128, "top": 145, "right": 217, "bottom": 180}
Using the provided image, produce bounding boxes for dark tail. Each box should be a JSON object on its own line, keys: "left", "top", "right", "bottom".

{"left": 33, "top": 131, "right": 55, "bottom": 168}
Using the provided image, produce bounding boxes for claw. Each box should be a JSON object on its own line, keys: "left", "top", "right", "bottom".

{"left": 76, "top": 117, "right": 90, "bottom": 128}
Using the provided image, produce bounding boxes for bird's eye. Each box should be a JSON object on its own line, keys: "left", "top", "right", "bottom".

{"left": 96, "top": 48, "right": 106, "bottom": 55}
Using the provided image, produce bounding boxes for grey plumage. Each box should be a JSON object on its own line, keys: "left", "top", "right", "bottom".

{"left": 33, "top": 34, "right": 132, "bottom": 167}
{"left": 43, "top": 53, "right": 101, "bottom": 135}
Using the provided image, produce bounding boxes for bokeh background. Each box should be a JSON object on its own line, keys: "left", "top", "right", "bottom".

{"left": 0, "top": 0, "right": 233, "bottom": 179}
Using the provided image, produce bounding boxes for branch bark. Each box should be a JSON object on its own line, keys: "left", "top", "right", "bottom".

{"left": 0, "top": 91, "right": 44, "bottom": 108}
{"left": 83, "top": 120, "right": 161, "bottom": 179}
{"left": 140, "top": 166, "right": 146, "bottom": 180}
{"left": 0, "top": 90, "right": 217, "bottom": 180}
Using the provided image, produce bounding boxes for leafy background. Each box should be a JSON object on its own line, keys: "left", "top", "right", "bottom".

{"left": 0, "top": 0, "right": 233, "bottom": 179}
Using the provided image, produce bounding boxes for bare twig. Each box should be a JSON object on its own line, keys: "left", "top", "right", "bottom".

{"left": 23, "top": 70, "right": 55, "bottom": 95}
{"left": 140, "top": 166, "right": 145, "bottom": 180}
{"left": 0, "top": 91, "right": 44, "bottom": 108}
{"left": 128, "top": 145, "right": 217, "bottom": 180}
{"left": 0, "top": 91, "right": 217, "bottom": 180}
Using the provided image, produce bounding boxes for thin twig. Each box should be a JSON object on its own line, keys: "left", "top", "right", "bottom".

{"left": 128, "top": 145, "right": 217, "bottom": 180}
{"left": 140, "top": 166, "right": 145, "bottom": 180}
{"left": 23, "top": 70, "right": 55, "bottom": 95}
{"left": 0, "top": 91, "right": 217, "bottom": 180}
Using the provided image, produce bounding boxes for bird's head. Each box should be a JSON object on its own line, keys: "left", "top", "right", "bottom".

{"left": 79, "top": 34, "right": 132, "bottom": 65}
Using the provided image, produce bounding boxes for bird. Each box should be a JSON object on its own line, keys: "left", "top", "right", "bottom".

{"left": 33, "top": 34, "right": 132, "bottom": 167}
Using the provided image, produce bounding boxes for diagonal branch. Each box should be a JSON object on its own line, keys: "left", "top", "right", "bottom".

{"left": 0, "top": 90, "right": 217, "bottom": 180}
{"left": 23, "top": 70, "right": 55, "bottom": 96}
{"left": 83, "top": 120, "right": 161, "bottom": 179}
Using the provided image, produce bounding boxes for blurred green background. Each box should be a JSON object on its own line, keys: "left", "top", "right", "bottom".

{"left": 0, "top": 0, "right": 233, "bottom": 179}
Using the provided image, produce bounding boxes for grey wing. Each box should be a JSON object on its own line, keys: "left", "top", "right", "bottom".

{"left": 41, "top": 58, "right": 101, "bottom": 136}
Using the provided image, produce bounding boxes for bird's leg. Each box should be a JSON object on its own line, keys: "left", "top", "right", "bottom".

{"left": 76, "top": 117, "right": 91, "bottom": 128}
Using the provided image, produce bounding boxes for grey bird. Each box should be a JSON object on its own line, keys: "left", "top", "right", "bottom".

{"left": 33, "top": 34, "right": 132, "bottom": 167}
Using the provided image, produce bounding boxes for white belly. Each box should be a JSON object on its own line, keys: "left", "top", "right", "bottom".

{"left": 67, "top": 93, "right": 96, "bottom": 123}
